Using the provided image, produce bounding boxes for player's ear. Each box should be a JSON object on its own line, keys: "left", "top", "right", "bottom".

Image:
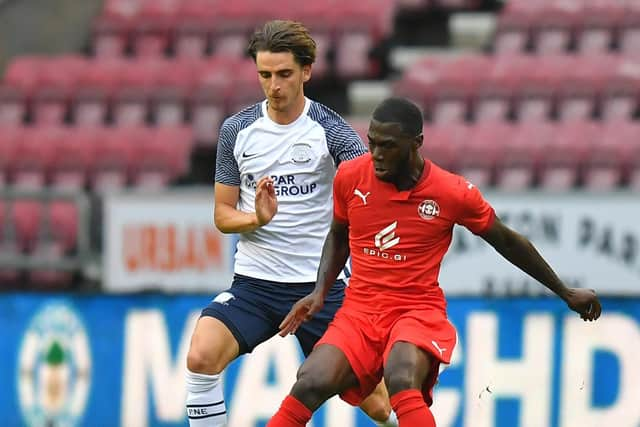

{"left": 302, "top": 64, "right": 311, "bottom": 83}
{"left": 414, "top": 133, "right": 424, "bottom": 149}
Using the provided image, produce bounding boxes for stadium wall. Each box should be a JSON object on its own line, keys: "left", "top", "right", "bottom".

{"left": 1, "top": 293, "right": 639, "bottom": 427}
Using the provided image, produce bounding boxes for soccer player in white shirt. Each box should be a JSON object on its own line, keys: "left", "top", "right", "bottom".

{"left": 185, "top": 20, "right": 397, "bottom": 427}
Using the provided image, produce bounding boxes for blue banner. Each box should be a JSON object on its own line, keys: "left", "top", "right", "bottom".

{"left": 0, "top": 294, "right": 638, "bottom": 427}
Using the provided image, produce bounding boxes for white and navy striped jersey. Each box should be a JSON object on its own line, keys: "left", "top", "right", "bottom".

{"left": 215, "top": 98, "right": 366, "bottom": 283}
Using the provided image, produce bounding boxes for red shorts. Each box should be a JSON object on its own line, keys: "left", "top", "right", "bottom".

{"left": 315, "top": 306, "right": 457, "bottom": 407}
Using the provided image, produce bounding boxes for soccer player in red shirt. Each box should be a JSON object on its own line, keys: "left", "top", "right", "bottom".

{"left": 266, "top": 97, "right": 602, "bottom": 427}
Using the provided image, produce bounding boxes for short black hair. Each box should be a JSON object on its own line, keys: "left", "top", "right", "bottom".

{"left": 372, "top": 97, "right": 423, "bottom": 137}
{"left": 247, "top": 20, "right": 316, "bottom": 67}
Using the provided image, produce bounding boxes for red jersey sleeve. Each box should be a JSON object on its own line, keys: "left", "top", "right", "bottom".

{"left": 456, "top": 180, "right": 495, "bottom": 235}
{"left": 333, "top": 165, "right": 349, "bottom": 223}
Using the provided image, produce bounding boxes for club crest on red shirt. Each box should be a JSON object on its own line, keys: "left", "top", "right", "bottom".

{"left": 418, "top": 200, "right": 440, "bottom": 220}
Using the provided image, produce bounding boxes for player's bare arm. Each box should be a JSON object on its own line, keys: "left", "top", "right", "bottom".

{"left": 480, "top": 217, "right": 602, "bottom": 321}
{"left": 214, "top": 178, "right": 277, "bottom": 233}
{"left": 279, "top": 219, "right": 350, "bottom": 336}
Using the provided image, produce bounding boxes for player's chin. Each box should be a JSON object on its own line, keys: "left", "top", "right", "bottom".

{"left": 374, "top": 168, "right": 392, "bottom": 181}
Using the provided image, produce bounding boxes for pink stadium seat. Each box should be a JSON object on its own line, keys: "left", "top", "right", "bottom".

{"left": 0, "top": 200, "right": 20, "bottom": 285}
{"left": 12, "top": 199, "right": 44, "bottom": 253}
{"left": 333, "top": 0, "right": 393, "bottom": 79}
{"left": 619, "top": 2, "right": 640, "bottom": 55}
{"left": 174, "top": 0, "right": 219, "bottom": 59}
{"left": 426, "top": 55, "right": 491, "bottom": 124}
{"left": 11, "top": 127, "right": 61, "bottom": 189}
{"left": 73, "top": 59, "right": 123, "bottom": 126}
{"left": 495, "top": 122, "right": 555, "bottom": 190}
{"left": 226, "top": 59, "right": 264, "bottom": 114}
{"left": 456, "top": 122, "right": 513, "bottom": 188}
{"left": 583, "top": 121, "right": 637, "bottom": 190}
{"left": 348, "top": 118, "right": 370, "bottom": 145}
{"left": 112, "top": 58, "right": 163, "bottom": 126}
{"left": 628, "top": 137, "right": 640, "bottom": 191}
{"left": 0, "top": 127, "right": 21, "bottom": 188}
{"left": 601, "top": 57, "right": 640, "bottom": 121}
{"left": 556, "top": 55, "right": 613, "bottom": 122}
{"left": 192, "top": 57, "right": 234, "bottom": 145}
{"left": 493, "top": 6, "right": 536, "bottom": 54}
{"left": 2, "top": 56, "right": 44, "bottom": 98}
{"left": 130, "top": 127, "right": 186, "bottom": 188}
{"left": 393, "top": 57, "right": 443, "bottom": 117}
{"left": 0, "top": 85, "right": 26, "bottom": 125}
{"left": 575, "top": 0, "right": 622, "bottom": 54}
{"left": 474, "top": 56, "right": 520, "bottom": 122}
{"left": 150, "top": 60, "right": 197, "bottom": 126}
{"left": 130, "top": 0, "right": 180, "bottom": 58}
{"left": 422, "top": 123, "right": 470, "bottom": 172}
{"left": 538, "top": 121, "right": 598, "bottom": 191}
{"left": 433, "top": 0, "right": 482, "bottom": 9}
{"left": 50, "top": 128, "right": 94, "bottom": 190}
{"left": 49, "top": 200, "right": 79, "bottom": 253}
{"left": 531, "top": 1, "right": 580, "bottom": 55}
{"left": 514, "top": 55, "right": 566, "bottom": 122}
{"left": 32, "top": 55, "right": 87, "bottom": 125}
{"left": 90, "top": 128, "right": 133, "bottom": 191}
{"left": 92, "top": 15, "right": 131, "bottom": 58}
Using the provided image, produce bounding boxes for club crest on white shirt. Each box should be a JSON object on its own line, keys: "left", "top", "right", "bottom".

{"left": 291, "top": 143, "right": 313, "bottom": 163}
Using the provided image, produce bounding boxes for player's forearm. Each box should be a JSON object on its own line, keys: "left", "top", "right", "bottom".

{"left": 314, "top": 229, "right": 349, "bottom": 298}
{"left": 214, "top": 203, "right": 260, "bottom": 233}
{"left": 494, "top": 232, "right": 570, "bottom": 301}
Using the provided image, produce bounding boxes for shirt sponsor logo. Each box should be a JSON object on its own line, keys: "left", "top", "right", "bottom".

{"left": 242, "top": 174, "right": 317, "bottom": 197}
{"left": 363, "top": 221, "right": 407, "bottom": 261}
{"left": 418, "top": 200, "right": 440, "bottom": 220}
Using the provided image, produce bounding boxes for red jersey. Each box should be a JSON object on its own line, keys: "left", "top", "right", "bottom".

{"left": 334, "top": 153, "right": 495, "bottom": 313}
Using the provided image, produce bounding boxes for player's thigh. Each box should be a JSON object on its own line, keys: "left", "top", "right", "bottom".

{"left": 384, "top": 341, "right": 434, "bottom": 388}
{"left": 187, "top": 316, "right": 240, "bottom": 374}
{"left": 295, "top": 344, "right": 359, "bottom": 392}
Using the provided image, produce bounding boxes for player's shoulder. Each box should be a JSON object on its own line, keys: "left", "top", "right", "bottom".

{"left": 428, "top": 161, "right": 478, "bottom": 198}
{"left": 220, "top": 102, "right": 263, "bottom": 136}
{"left": 307, "top": 100, "right": 351, "bottom": 129}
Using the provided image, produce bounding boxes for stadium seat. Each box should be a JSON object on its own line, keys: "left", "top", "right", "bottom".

{"left": 50, "top": 128, "right": 94, "bottom": 190}
{"left": 191, "top": 57, "right": 235, "bottom": 145}
{"left": 11, "top": 127, "right": 61, "bottom": 189}
{"left": 49, "top": 200, "right": 79, "bottom": 253}
{"left": 456, "top": 122, "right": 513, "bottom": 188}
{"left": 0, "top": 85, "right": 26, "bottom": 125}
{"left": 538, "top": 121, "right": 597, "bottom": 191}
{"left": 130, "top": 0, "right": 179, "bottom": 57}
{"left": 0, "top": 127, "right": 21, "bottom": 188}
{"left": 556, "top": 55, "right": 613, "bottom": 122}
{"left": 474, "top": 56, "right": 523, "bottom": 122}
{"left": 392, "top": 57, "right": 443, "bottom": 118}
{"left": 2, "top": 55, "right": 44, "bottom": 98}
{"left": 575, "top": 1, "right": 622, "bottom": 54}
{"left": 112, "top": 58, "right": 162, "bottom": 126}
{"left": 495, "top": 122, "right": 555, "bottom": 190}
{"left": 73, "top": 59, "right": 123, "bottom": 126}
{"left": 513, "top": 55, "right": 566, "bottom": 122}
{"left": 31, "top": 55, "right": 87, "bottom": 125}
{"left": 601, "top": 57, "right": 640, "bottom": 121}
{"left": 90, "top": 128, "right": 133, "bottom": 191}
{"left": 12, "top": 199, "right": 44, "bottom": 253}
{"left": 493, "top": 5, "right": 536, "bottom": 55}
{"left": 619, "top": 2, "right": 640, "bottom": 55}
{"left": 150, "top": 60, "right": 197, "bottom": 126}
{"left": 583, "top": 121, "right": 637, "bottom": 190}
{"left": 422, "top": 123, "right": 470, "bottom": 172}
{"left": 531, "top": 1, "right": 579, "bottom": 55}
{"left": 129, "top": 127, "right": 185, "bottom": 188}
{"left": 174, "top": 0, "right": 219, "bottom": 59}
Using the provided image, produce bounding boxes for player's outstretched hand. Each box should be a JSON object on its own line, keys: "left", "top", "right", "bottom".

{"left": 279, "top": 292, "right": 325, "bottom": 337}
{"left": 564, "top": 288, "right": 602, "bottom": 321}
{"left": 255, "top": 176, "right": 277, "bottom": 226}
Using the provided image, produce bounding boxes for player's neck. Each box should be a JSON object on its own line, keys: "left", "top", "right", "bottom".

{"left": 267, "top": 95, "right": 306, "bottom": 125}
{"left": 393, "top": 156, "right": 425, "bottom": 191}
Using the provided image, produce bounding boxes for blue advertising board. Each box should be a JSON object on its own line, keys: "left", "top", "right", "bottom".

{"left": 0, "top": 293, "right": 638, "bottom": 427}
